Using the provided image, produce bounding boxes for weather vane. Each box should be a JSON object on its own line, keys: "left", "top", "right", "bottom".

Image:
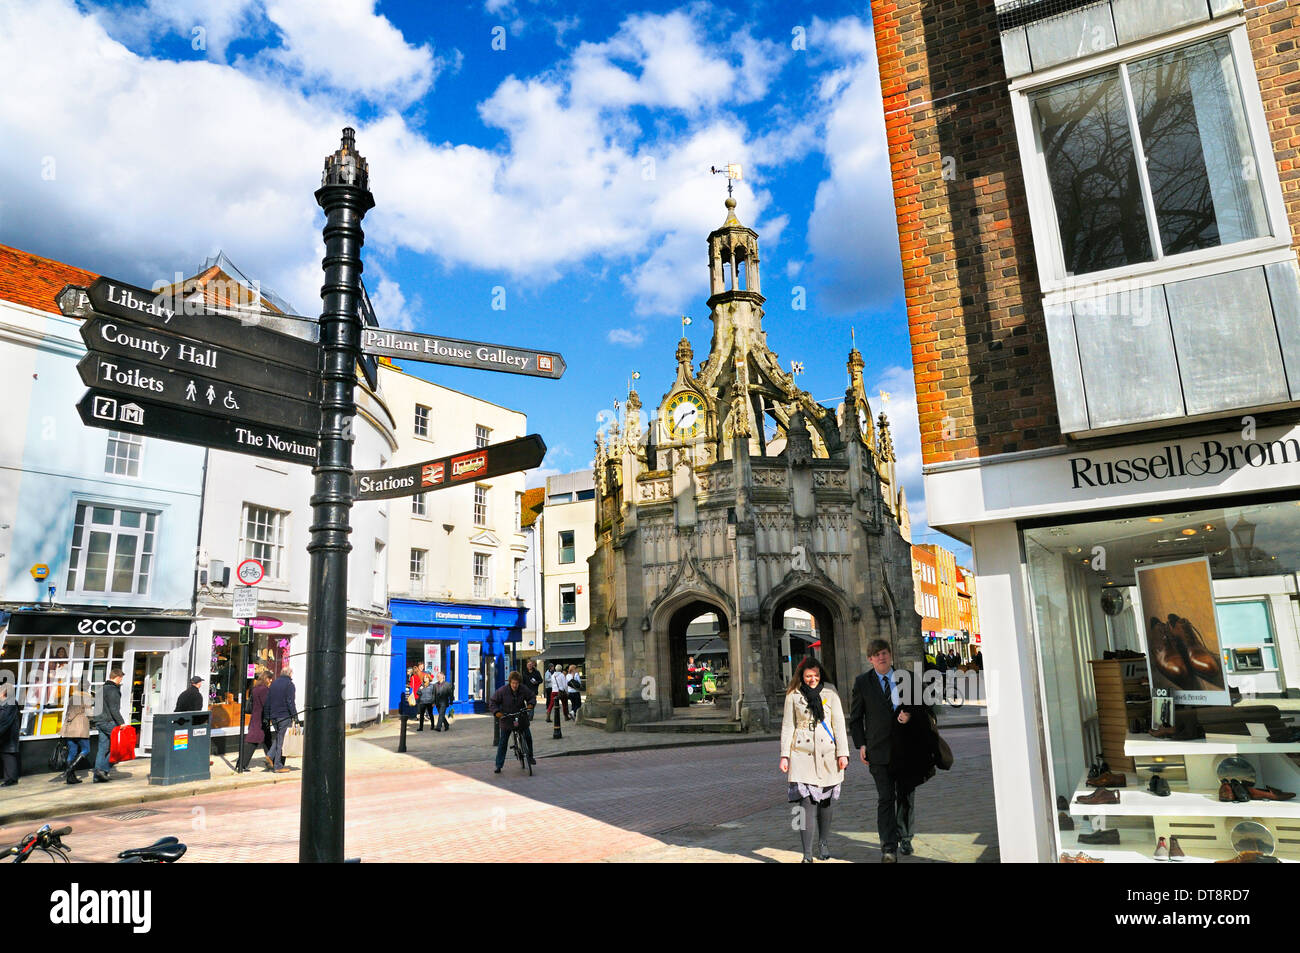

{"left": 710, "top": 163, "right": 743, "bottom": 197}
{"left": 628, "top": 370, "right": 640, "bottom": 392}
{"left": 681, "top": 315, "right": 692, "bottom": 333}
{"left": 879, "top": 389, "right": 892, "bottom": 404}
{"left": 790, "top": 360, "right": 805, "bottom": 379}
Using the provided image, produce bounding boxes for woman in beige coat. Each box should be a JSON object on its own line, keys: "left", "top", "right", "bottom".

{"left": 62, "top": 675, "right": 95, "bottom": 784}
{"left": 779, "top": 656, "right": 850, "bottom": 862}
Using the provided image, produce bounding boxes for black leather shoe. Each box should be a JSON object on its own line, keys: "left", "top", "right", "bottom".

{"left": 93, "top": 771, "right": 111, "bottom": 783}
{"left": 1148, "top": 774, "right": 1171, "bottom": 797}
{"left": 493, "top": 767, "right": 501, "bottom": 774}
{"left": 1058, "top": 812, "right": 1074, "bottom": 831}
{"left": 819, "top": 842, "right": 832, "bottom": 860}
{"left": 1, "top": 779, "right": 17, "bottom": 786}
{"left": 1057, "top": 794, "right": 1068, "bottom": 811}
{"left": 1230, "top": 779, "right": 1252, "bottom": 803}
{"left": 899, "top": 841, "right": 914, "bottom": 855}
{"left": 1079, "top": 829, "right": 1121, "bottom": 845}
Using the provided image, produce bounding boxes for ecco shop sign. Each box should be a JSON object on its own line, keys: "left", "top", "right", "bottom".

{"left": 5, "top": 613, "right": 192, "bottom": 637}
{"left": 79, "top": 619, "right": 136, "bottom": 635}
{"left": 1069, "top": 437, "right": 1300, "bottom": 489}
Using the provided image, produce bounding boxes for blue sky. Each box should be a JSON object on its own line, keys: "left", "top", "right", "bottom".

{"left": 0, "top": 0, "right": 967, "bottom": 559}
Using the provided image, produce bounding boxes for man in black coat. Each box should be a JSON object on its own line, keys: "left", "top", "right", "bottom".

{"left": 92, "top": 668, "right": 126, "bottom": 782}
{"left": 849, "top": 640, "right": 932, "bottom": 863}
{"left": 265, "top": 667, "right": 298, "bottom": 773}
{"left": 175, "top": 676, "right": 205, "bottom": 712}
{"left": 0, "top": 678, "right": 20, "bottom": 786}
{"left": 432, "top": 672, "right": 455, "bottom": 732}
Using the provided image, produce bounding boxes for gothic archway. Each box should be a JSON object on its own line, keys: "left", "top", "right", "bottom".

{"left": 766, "top": 584, "right": 850, "bottom": 697}
{"left": 665, "top": 599, "right": 730, "bottom": 709}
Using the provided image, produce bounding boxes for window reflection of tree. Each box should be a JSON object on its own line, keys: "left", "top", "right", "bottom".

{"left": 1132, "top": 51, "right": 1218, "bottom": 255}
{"left": 1036, "top": 71, "right": 1152, "bottom": 274}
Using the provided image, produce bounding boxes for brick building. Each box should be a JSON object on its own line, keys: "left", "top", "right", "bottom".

{"left": 873, "top": 0, "right": 1300, "bottom": 862}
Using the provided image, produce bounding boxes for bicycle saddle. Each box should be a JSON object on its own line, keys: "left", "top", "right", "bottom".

{"left": 117, "top": 837, "right": 185, "bottom": 862}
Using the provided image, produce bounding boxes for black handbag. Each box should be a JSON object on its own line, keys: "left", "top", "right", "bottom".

{"left": 48, "top": 738, "right": 69, "bottom": 772}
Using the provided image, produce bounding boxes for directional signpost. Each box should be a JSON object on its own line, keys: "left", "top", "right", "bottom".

{"left": 353, "top": 434, "right": 547, "bottom": 501}
{"left": 67, "top": 129, "right": 566, "bottom": 863}
{"left": 361, "top": 327, "right": 566, "bottom": 379}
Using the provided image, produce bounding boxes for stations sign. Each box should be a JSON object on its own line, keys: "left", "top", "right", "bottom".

{"left": 77, "top": 390, "right": 317, "bottom": 467}
{"left": 353, "top": 434, "right": 546, "bottom": 501}
{"left": 77, "top": 353, "right": 317, "bottom": 432}
{"left": 360, "top": 328, "right": 565, "bottom": 380}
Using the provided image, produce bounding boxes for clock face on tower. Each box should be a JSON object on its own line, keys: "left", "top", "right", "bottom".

{"left": 666, "top": 392, "right": 706, "bottom": 439}
{"left": 856, "top": 398, "right": 871, "bottom": 445}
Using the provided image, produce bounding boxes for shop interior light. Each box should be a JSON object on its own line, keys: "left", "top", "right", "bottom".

{"left": 1147, "top": 517, "right": 1165, "bottom": 523}
{"left": 1181, "top": 528, "right": 1197, "bottom": 536}
{"left": 1204, "top": 524, "right": 1215, "bottom": 531}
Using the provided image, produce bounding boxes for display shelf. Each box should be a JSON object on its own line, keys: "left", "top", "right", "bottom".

{"left": 1057, "top": 830, "right": 1285, "bottom": 863}
{"left": 1069, "top": 779, "right": 1300, "bottom": 818}
{"left": 1124, "top": 734, "right": 1300, "bottom": 756}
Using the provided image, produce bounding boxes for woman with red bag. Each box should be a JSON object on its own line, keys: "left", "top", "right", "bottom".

{"left": 92, "top": 668, "right": 125, "bottom": 782}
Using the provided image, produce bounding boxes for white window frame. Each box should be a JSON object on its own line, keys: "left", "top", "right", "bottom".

{"left": 65, "top": 501, "right": 159, "bottom": 598}
{"left": 1010, "top": 18, "right": 1291, "bottom": 298}
{"left": 472, "top": 551, "right": 491, "bottom": 599}
{"left": 240, "top": 503, "right": 289, "bottom": 585}
{"left": 412, "top": 492, "right": 428, "bottom": 518}
{"left": 475, "top": 424, "right": 491, "bottom": 449}
{"left": 414, "top": 404, "right": 431, "bottom": 439}
{"left": 474, "top": 484, "right": 489, "bottom": 528}
{"left": 559, "top": 583, "right": 577, "bottom": 624}
{"left": 558, "top": 529, "right": 575, "bottom": 565}
{"left": 410, "top": 548, "right": 427, "bottom": 595}
{"left": 103, "top": 431, "right": 144, "bottom": 478}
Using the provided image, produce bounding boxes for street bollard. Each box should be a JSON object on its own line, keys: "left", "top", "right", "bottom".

{"left": 398, "top": 715, "right": 408, "bottom": 753}
{"left": 552, "top": 700, "right": 563, "bottom": 739}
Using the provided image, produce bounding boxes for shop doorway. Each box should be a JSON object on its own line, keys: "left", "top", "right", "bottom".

{"left": 129, "top": 652, "right": 167, "bottom": 751}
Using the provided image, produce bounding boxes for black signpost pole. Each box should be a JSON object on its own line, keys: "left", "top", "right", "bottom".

{"left": 301, "top": 128, "right": 374, "bottom": 863}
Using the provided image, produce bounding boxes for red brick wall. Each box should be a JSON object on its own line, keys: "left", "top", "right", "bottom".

{"left": 1246, "top": 0, "right": 1300, "bottom": 248}
{"left": 871, "top": 0, "right": 1058, "bottom": 465}
{"left": 871, "top": 0, "right": 1300, "bottom": 466}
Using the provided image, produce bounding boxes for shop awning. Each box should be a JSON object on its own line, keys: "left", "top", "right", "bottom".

{"left": 537, "top": 642, "right": 585, "bottom": 660}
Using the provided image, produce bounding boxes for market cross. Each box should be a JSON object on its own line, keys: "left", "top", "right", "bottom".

{"left": 360, "top": 328, "right": 566, "bottom": 379}
{"left": 353, "top": 434, "right": 547, "bottom": 500}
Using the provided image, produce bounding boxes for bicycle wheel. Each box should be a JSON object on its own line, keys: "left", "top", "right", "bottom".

{"left": 515, "top": 732, "right": 526, "bottom": 771}
{"left": 523, "top": 734, "right": 533, "bottom": 776}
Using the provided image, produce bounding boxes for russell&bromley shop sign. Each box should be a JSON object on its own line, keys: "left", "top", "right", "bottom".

{"left": 1069, "top": 435, "right": 1300, "bottom": 490}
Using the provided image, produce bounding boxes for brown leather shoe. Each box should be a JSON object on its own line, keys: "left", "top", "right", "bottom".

{"left": 1075, "top": 788, "right": 1120, "bottom": 805}
{"left": 1245, "top": 784, "right": 1296, "bottom": 801}
{"left": 1167, "top": 614, "right": 1219, "bottom": 680}
{"left": 1216, "top": 850, "right": 1263, "bottom": 864}
{"left": 1148, "top": 726, "right": 1176, "bottom": 738}
{"left": 1149, "top": 617, "right": 1191, "bottom": 686}
{"left": 1087, "top": 771, "right": 1127, "bottom": 788}
{"left": 1218, "top": 779, "right": 1236, "bottom": 802}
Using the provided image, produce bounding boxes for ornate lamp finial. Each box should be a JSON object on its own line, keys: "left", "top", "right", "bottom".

{"left": 321, "top": 126, "right": 370, "bottom": 190}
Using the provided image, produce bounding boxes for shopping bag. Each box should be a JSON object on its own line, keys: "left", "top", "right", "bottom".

{"left": 109, "top": 725, "right": 137, "bottom": 764}
{"left": 281, "top": 723, "right": 304, "bottom": 759}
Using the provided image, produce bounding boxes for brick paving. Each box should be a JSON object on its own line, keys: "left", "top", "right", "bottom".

{"left": 0, "top": 725, "right": 996, "bottom": 862}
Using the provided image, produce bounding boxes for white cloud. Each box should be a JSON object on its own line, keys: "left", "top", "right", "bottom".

{"left": 607, "top": 328, "right": 645, "bottom": 347}
{"left": 367, "top": 273, "right": 413, "bottom": 332}
{"left": 868, "top": 364, "right": 924, "bottom": 533}
{"left": 255, "top": 0, "right": 440, "bottom": 106}
{"left": 803, "top": 17, "right": 904, "bottom": 315}
{"left": 0, "top": 2, "right": 800, "bottom": 325}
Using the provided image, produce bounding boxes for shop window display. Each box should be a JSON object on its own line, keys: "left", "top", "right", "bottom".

{"left": 0, "top": 637, "right": 126, "bottom": 739}
{"left": 1024, "top": 497, "right": 1300, "bottom": 863}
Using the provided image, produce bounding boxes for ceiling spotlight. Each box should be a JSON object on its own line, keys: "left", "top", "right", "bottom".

{"left": 1147, "top": 517, "right": 1165, "bottom": 523}
{"left": 1181, "top": 528, "right": 1197, "bottom": 536}
{"left": 1203, "top": 524, "right": 1215, "bottom": 531}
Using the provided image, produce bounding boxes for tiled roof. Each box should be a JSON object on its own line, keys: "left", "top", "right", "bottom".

{"left": 0, "top": 244, "right": 97, "bottom": 316}
{"left": 520, "top": 486, "right": 545, "bottom": 528}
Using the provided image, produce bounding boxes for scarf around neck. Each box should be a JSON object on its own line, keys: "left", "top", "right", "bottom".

{"left": 798, "top": 680, "right": 826, "bottom": 724}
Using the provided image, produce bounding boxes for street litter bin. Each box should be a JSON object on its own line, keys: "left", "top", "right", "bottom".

{"left": 149, "top": 711, "right": 211, "bottom": 785}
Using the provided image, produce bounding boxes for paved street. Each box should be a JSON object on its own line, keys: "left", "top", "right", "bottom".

{"left": 0, "top": 724, "right": 996, "bottom": 863}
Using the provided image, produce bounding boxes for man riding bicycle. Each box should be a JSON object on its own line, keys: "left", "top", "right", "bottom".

{"left": 489, "top": 672, "right": 536, "bottom": 774}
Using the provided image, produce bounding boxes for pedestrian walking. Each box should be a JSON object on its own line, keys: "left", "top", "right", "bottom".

{"left": 433, "top": 671, "right": 454, "bottom": 732}
{"left": 238, "top": 672, "right": 274, "bottom": 772}
{"left": 523, "top": 659, "right": 544, "bottom": 717}
{"left": 548, "top": 665, "right": 570, "bottom": 720}
{"left": 175, "top": 675, "right": 205, "bottom": 712}
{"left": 779, "top": 656, "right": 849, "bottom": 862}
{"left": 566, "top": 666, "right": 583, "bottom": 720}
{"left": 543, "top": 663, "right": 555, "bottom": 714}
{"left": 0, "top": 676, "right": 21, "bottom": 786}
{"left": 849, "top": 640, "right": 939, "bottom": 862}
{"left": 62, "top": 676, "right": 95, "bottom": 784}
{"left": 91, "top": 668, "right": 125, "bottom": 783}
{"left": 265, "top": 666, "right": 298, "bottom": 773}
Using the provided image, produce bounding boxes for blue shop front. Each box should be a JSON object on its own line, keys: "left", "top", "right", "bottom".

{"left": 388, "top": 599, "right": 527, "bottom": 714}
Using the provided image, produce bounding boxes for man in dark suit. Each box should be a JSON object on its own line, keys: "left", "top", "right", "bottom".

{"left": 850, "top": 639, "right": 919, "bottom": 863}
{"left": 92, "top": 668, "right": 125, "bottom": 782}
